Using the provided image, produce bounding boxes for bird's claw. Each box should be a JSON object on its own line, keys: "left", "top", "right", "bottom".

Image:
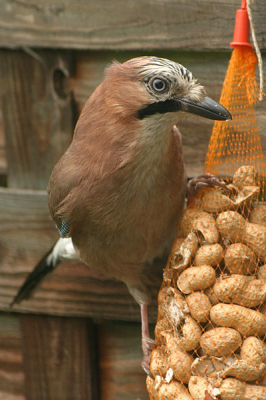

{"left": 141, "top": 337, "right": 158, "bottom": 378}
{"left": 187, "top": 173, "right": 227, "bottom": 198}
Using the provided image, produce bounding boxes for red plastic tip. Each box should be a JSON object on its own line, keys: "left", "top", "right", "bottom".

{"left": 230, "top": 0, "right": 252, "bottom": 47}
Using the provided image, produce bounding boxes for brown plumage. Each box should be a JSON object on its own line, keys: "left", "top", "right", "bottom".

{"left": 12, "top": 56, "right": 231, "bottom": 374}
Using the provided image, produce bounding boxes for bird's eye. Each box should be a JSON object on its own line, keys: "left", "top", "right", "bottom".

{"left": 150, "top": 77, "right": 169, "bottom": 93}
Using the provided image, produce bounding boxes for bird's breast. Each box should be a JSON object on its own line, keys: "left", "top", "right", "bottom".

{"left": 72, "top": 125, "right": 186, "bottom": 277}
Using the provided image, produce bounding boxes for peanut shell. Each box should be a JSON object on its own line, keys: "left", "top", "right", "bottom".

{"left": 258, "top": 264, "right": 266, "bottom": 279}
{"left": 210, "top": 303, "right": 266, "bottom": 337}
{"left": 188, "top": 376, "right": 209, "bottom": 400}
{"left": 194, "top": 243, "right": 224, "bottom": 267}
{"left": 192, "top": 354, "right": 266, "bottom": 382}
{"left": 177, "top": 265, "right": 216, "bottom": 294}
{"left": 172, "top": 232, "right": 198, "bottom": 270}
{"left": 158, "top": 380, "right": 193, "bottom": 400}
{"left": 193, "top": 213, "right": 219, "bottom": 244}
{"left": 168, "top": 343, "right": 194, "bottom": 383}
{"left": 219, "top": 378, "right": 246, "bottom": 400}
{"left": 201, "top": 188, "right": 234, "bottom": 213}
{"left": 201, "top": 185, "right": 259, "bottom": 213}
{"left": 224, "top": 243, "right": 257, "bottom": 275}
{"left": 216, "top": 211, "right": 266, "bottom": 262}
{"left": 250, "top": 203, "right": 266, "bottom": 226}
{"left": 150, "top": 346, "right": 168, "bottom": 378}
{"left": 186, "top": 291, "right": 212, "bottom": 323}
{"left": 240, "top": 336, "right": 266, "bottom": 366}
{"left": 178, "top": 209, "right": 207, "bottom": 237}
{"left": 158, "top": 286, "right": 189, "bottom": 322}
{"left": 213, "top": 274, "right": 266, "bottom": 307}
{"left": 233, "top": 165, "right": 258, "bottom": 189}
{"left": 177, "top": 315, "right": 202, "bottom": 351}
{"left": 200, "top": 327, "right": 242, "bottom": 357}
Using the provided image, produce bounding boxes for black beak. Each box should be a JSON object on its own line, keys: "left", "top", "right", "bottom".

{"left": 179, "top": 96, "right": 232, "bottom": 121}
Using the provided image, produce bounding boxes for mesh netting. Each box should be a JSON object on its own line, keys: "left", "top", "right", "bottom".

{"left": 204, "top": 46, "right": 265, "bottom": 181}
{"left": 147, "top": 46, "right": 266, "bottom": 400}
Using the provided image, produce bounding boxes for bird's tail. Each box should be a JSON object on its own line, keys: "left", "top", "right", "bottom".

{"left": 10, "top": 245, "right": 59, "bottom": 307}
{"left": 10, "top": 237, "right": 77, "bottom": 307}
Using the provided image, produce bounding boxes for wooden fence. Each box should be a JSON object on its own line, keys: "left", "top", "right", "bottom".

{"left": 0, "top": 1, "right": 265, "bottom": 399}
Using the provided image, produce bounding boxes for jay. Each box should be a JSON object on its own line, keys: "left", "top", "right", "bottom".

{"left": 12, "top": 56, "right": 231, "bottom": 375}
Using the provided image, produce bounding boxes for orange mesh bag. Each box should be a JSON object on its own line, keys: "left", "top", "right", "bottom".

{"left": 204, "top": 45, "right": 265, "bottom": 182}
{"left": 147, "top": 2, "right": 266, "bottom": 400}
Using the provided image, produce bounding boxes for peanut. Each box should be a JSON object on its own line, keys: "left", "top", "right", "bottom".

{"left": 200, "top": 327, "right": 242, "bottom": 357}
{"left": 219, "top": 378, "right": 266, "bottom": 400}
{"left": 250, "top": 203, "right": 266, "bottom": 226}
{"left": 167, "top": 337, "right": 194, "bottom": 383}
{"left": 177, "top": 315, "right": 202, "bottom": 351}
{"left": 204, "top": 286, "right": 219, "bottom": 305}
{"left": 210, "top": 303, "right": 266, "bottom": 337}
{"left": 146, "top": 375, "right": 158, "bottom": 399}
{"left": 156, "top": 316, "right": 202, "bottom": 352}
{"left": 178, "top": 209, "right": 208, "bottom": 237}
{"left": 241, "top": 336, "right": 266, "bottom": 366}
{"left": 154, "top": 318, "right": 173, "bottom": 342}
{"left": 192, "top": 354, "right": 266, "bottom": 382}
{"left": 193, "top": 213, "right": 219, "bottom": 244}
{"left": 216, "top": 210, "right": 266, "bottom": 262}
{"left": 147, "top": 375, "right": 193, "bottom": 400}
{"left": 172, "top": 232, "right": 198, "bottom": 270}
{"left": 213, "top": 274, "right": 266, "bottom": 308}
{"left": 224, "top": 358, "right": 266, "bottom": 381}
{"left": 233, "top": 165, "right": 258, "bottom": 189}
{"left": 224, "top": 243, "right": 257, "bottom": 275}
{"left": 201, "top": 185, "right": 259, "bottom": 213}
{"left": 188, "top": 376, "right": 209, "bottom": 400}
{"left": 177, "top": 265, "right": 216, "bottom": 294}
{"left": 258, "top": 265, "right": 266, "bottom": 279}
{"left": 186, "top": 291, "right": 212, "bottom": 323}
{"left": 201, "top": 188, "right": 234, "bottom": 213}
{"left": 168, "top": 349, "right": 193, "bottom": 384}
{"left": 158, "top": 286, "right": 189, "bottom": 322}
{"left": 150, "top": 346, "right": 168, "bottom": 378}
{"left": 194, "top": 243, "right": 224, "bottom": 267}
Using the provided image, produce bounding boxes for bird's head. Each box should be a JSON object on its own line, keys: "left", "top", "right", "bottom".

{"left": 103, "top": 56, "right": 231, "bottom": 126}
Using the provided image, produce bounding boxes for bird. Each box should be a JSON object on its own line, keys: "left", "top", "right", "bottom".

{"left": 11, "top": 56, "right": 231, "bottom": 375}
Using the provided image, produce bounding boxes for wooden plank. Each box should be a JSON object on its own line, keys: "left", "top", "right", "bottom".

{"left": 0, "top": 313, "right": 25, "bottom": 400}
{"left": 1, "top": 49, "right": 265, "bottom": 181}
{"left": 0, "top": 49, "right": 74, "bottom": 189}
{"left": 98, "top": 321, "right": 152, "bottom": 400}
{"left": 71, "top": 50, "right": 266, "bottom": 177}
{"left": 20, "top": 315, "right": 98, "bottom": 400}
{"left": 0, "top": 98, "right": 6, "bottom": 177}
{"left": 0, "top": 187, "right": 161, "bottom": 321}
{"left": 0, "top": 0, "right": 265, "bottom": 50}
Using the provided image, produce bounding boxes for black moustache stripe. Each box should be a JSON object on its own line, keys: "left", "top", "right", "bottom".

{"left": 138, "top": 99, "right": 181, "bottom": 120}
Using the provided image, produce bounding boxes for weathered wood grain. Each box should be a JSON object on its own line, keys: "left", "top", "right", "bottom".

{"left": 0, "top": 188, "right": 161, "bottom": 321}
{"left": 0, "top": 100, "right": 6, "bottom": 176}
{"left": 0, "top": 0, "right": 265, "bottom": 50}
{"left": 98, "top": 321, "right": 152, "bottom": 400}
{"left": 71, "top": 50, "right": 266, "bottom": 177}
{"left": 0, "top": 313, "right": 25, "bottom": 400}
{"left": 20, "top": 315, "right": 98, "bottom": 400}
{"left": 0, "top": 49, "right": 74, "bottom": 189}
{"left": 1, "top": 50, "right": 265, "bottom": 180}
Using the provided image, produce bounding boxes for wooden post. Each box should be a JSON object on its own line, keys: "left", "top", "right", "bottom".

{"left": 0, "top": 49, "right": 74, "bottom": 189}
{"left": 0, "top": 49, "right": 99, "bottom": 399}
{"left": 20, "top": 315, "right": 99, "bottom": 400}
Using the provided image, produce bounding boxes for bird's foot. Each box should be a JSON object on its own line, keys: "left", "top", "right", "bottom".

{"left": 141, "top": 336, "right": 157, "bottom": 378}
{"left": 187, "top": 173, "right": 228, "bottom": 205}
